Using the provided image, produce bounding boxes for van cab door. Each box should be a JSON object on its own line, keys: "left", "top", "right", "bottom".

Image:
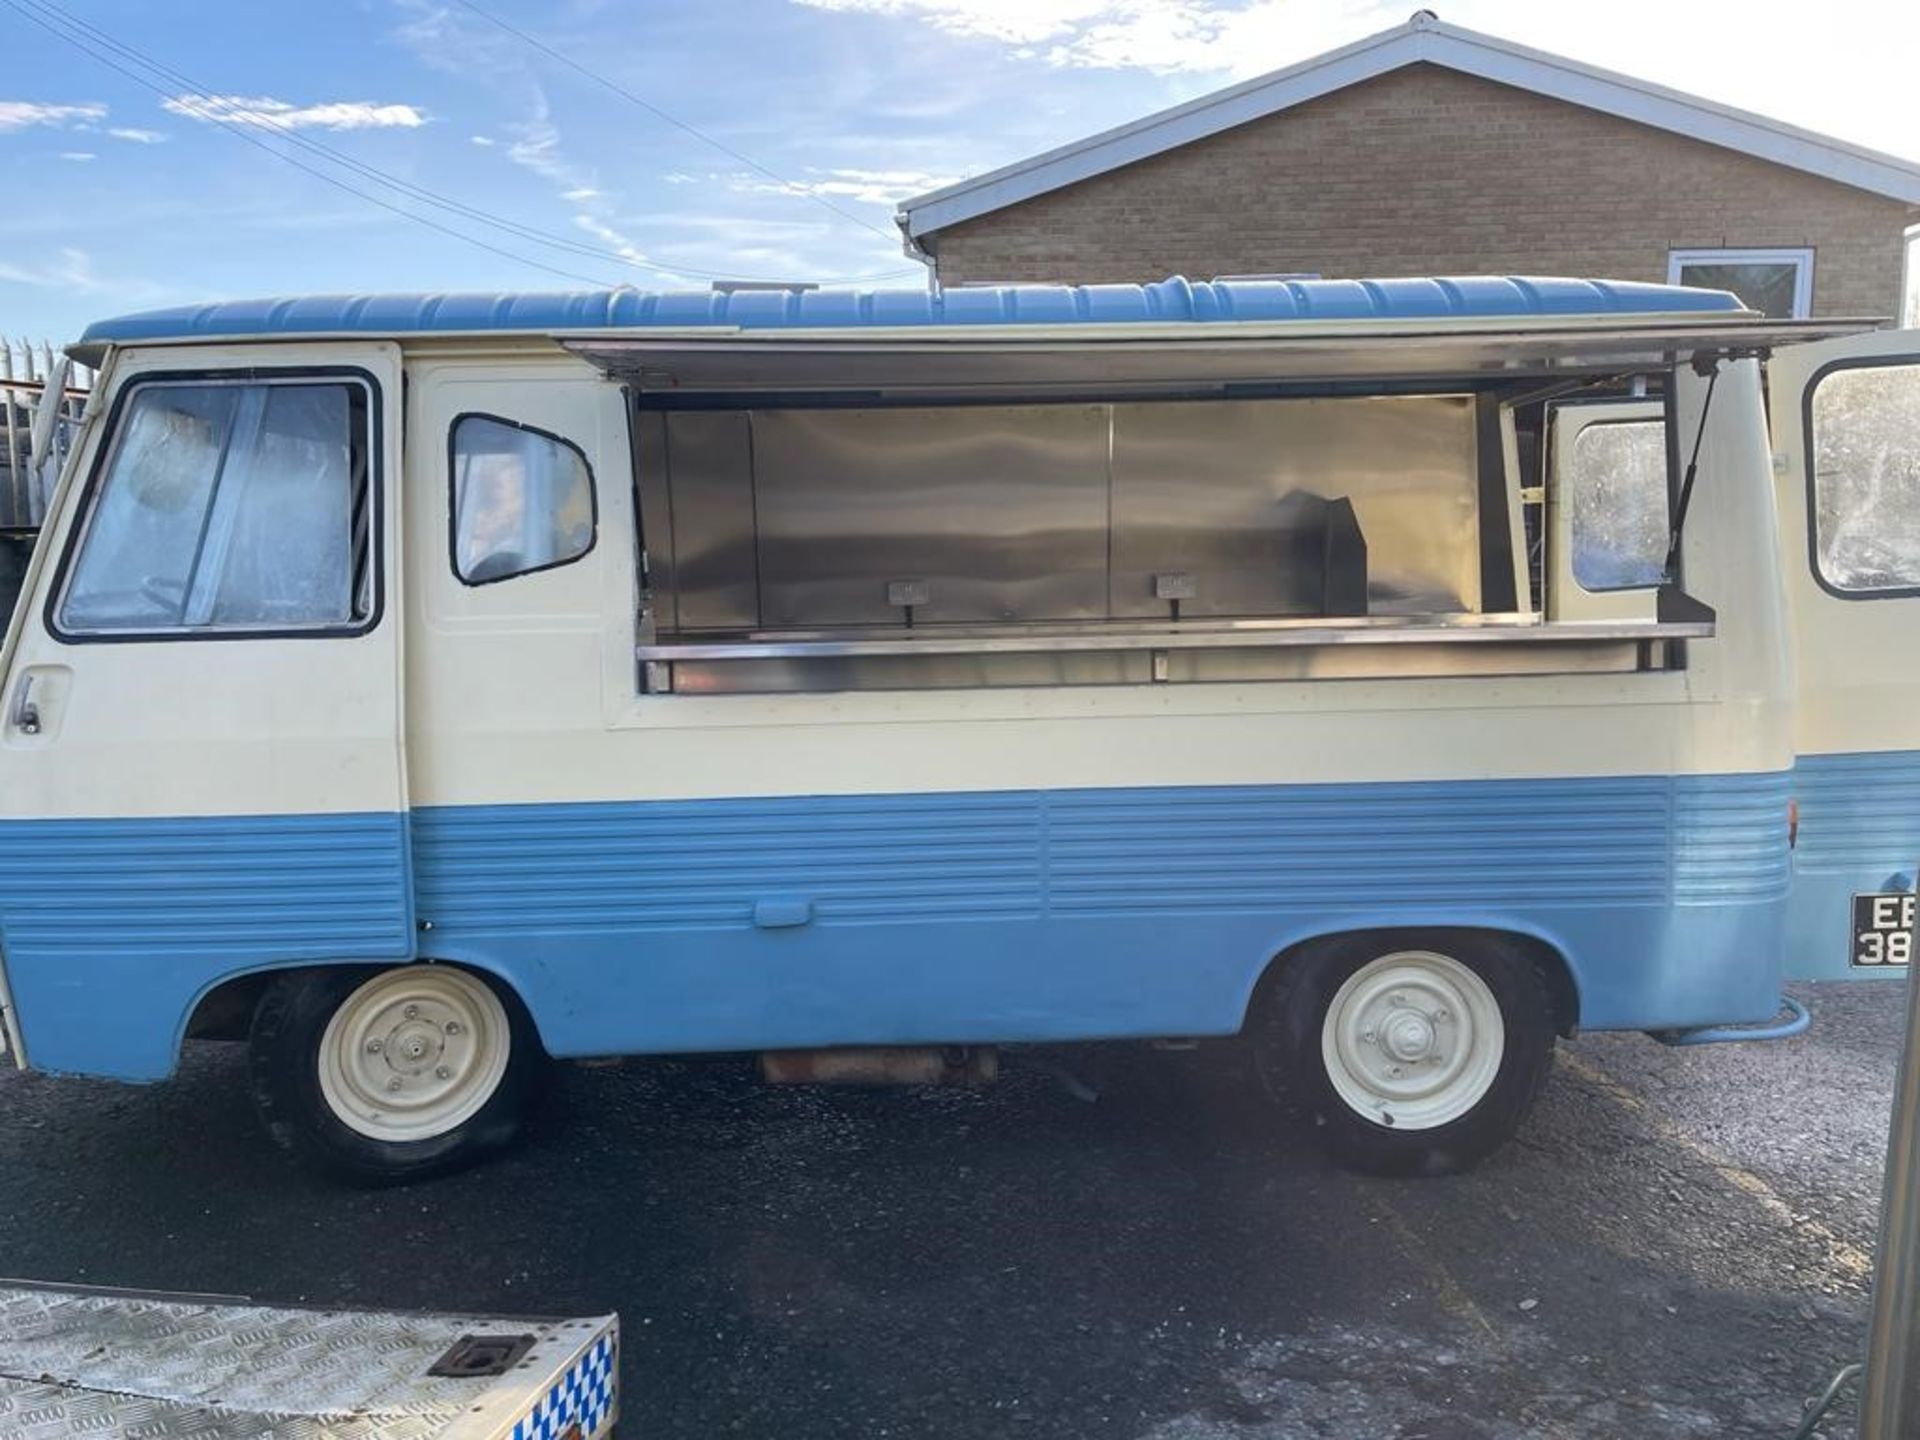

{"left": 0, "top": 343, "right": 414, "bottom": 1079}
{"left": 1768, "top": 331, "right": 1920, "bottom": 981}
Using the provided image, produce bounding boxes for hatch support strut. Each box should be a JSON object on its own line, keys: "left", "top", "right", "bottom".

{"left": 1662, "top": 351, "right": 1723, "bottom": 583}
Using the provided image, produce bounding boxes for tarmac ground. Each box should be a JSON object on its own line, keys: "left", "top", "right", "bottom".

{"left": 0, "top": 980, "right": 1904, "bottom": 1439}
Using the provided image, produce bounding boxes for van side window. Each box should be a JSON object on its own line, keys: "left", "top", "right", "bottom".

{"left": 1567, "top": 419, "right": 1667, "bottom": 591}
{"left": 1810, "top": 361, "right": 1920, "bottom": 595}
{"left": 450, "top": 414, "right": 595, "bottom": 585}
{"left": 59, "top": 379, "right": 371, "bottom": 635}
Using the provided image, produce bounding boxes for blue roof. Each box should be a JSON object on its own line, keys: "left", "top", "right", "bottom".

{"left": 75, "top": 275, "right": 1745, "bottom": 349}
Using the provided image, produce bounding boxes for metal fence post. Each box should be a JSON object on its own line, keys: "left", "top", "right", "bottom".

{"left": 26, "top": 354, "right": 70, "bottom": 525}
{"left": 1, "top": 339, "right": 18, "bottom": 528}
{"left": 1, "top": 337, "right": 89, "bottom": 530}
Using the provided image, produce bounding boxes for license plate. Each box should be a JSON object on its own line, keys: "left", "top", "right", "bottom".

{"left": 1852, "top": 892, "right": 1915, "bottom": 968}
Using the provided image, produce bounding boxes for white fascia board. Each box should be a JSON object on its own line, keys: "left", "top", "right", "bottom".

{"left": 900, "top": 19, "right": 1920, "bottom": 240}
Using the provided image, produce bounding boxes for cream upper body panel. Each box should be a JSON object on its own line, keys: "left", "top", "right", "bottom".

{"left": 397, "top": 343, "right": 1790, "bottom": 811}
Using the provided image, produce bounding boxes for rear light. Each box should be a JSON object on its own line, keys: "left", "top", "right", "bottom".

{"left": 1788, "top": 797, "right": 1799, "bottom": 849}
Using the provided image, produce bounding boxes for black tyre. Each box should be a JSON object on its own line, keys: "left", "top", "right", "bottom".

{"left": 1253, "top": 931, "right": 1557, "bottom": 1177}
{"left": 249, "top": 964, "right": 545, "bottom": 1184}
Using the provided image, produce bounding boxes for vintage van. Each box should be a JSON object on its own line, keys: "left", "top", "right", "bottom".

{"left": 0, "top": 275, "right": 1912, "bottom": 1183}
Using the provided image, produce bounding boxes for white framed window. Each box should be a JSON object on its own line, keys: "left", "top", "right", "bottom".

{"left": 1566, "top": 418, "right": 1669, "bottom": 592}
{"left": 1667, "top": 247, "right": 1814, "bottom": 319}
{"left": 58, "top": 376, "right": 374, "bottom": 636}
{"left": 1808, "top": 358, "right": 1920, "bottom": 597}
{"left": 450, "top": 413, "right": 596, "bottom": 586}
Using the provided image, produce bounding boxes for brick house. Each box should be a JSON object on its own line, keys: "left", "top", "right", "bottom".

{"left": 896, "top": 13, "right": 1920, "bottom": 318}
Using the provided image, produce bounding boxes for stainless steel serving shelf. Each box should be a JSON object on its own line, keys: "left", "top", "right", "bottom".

{"left": 637, "top": 614, "right": 1712, "bottom": 663}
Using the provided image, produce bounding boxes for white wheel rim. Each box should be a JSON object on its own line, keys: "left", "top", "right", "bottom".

{"left": 1320, "top": 950, "right": 1505, "bottom": 1132}
{"left": 317, "top": 968, "right": 511, "bottom": 1143}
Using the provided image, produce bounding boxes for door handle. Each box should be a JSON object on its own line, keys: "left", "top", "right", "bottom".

{"left": 10, "top": 675, "right": 40, "bottom": 736}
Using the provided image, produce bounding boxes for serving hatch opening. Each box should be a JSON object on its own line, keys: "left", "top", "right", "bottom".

{"left": 584, "top": 314, "right": 1884, "bottom": 695}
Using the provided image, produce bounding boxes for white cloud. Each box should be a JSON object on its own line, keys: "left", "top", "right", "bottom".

{"left": 793, "top": 0, "right": 1118, "bottom": 45}
{"left": 0, "top": 100, "right": 107, "bottom": 132}
{"left": 794, "top": 167, "right": 961, "bottom": 205}
{"left": 820, "top": 0, "right": 1406, "bottom": 74}
{"left": 787, "top": 0, "right": 1383, "bottom": 65}
{"left": 58, "top": 151, "right": 96, "bottom": 162}
{"left": 0, "top": 246, "right": 166, "bottom": 302}
{"left": 1045, "top": 2, "right": 1318, "bottom": 72}
{"left": 490, "top": 92, "right": 686, "bottom": 282}
{"left": 161, "top": 94, "right": 429, "bottom": 131}
{"left": 107, "top": 127, "right": 166, "bottom": 144}
{"left": 724, "top": 165, "right": 961, "bottom": 206}
{"left": 787, "top": 0, "right": 1920, "bottom": 151}
{"left": 504, "top": 98, "right": 584, "bottom": 188}
{"left": 787, "top": 0, "right": 1404, "bottom": 75}
{"left": 470, "top": 134, "right": 496, "bottom": 147}
{"left": 639, "top": 212, "right": 853, "bottom": 240}
{"left": 390, "top": 0, "right": 526, "bottom": 78}
{"left": 0, "top": 248, "right": 92, "bottom": 290}
{"left": 572, "top": 214, "right": 685, "bottom": 282}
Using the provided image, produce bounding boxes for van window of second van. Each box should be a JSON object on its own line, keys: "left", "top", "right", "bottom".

{"left": 59, "top": 378, "right": 371, "bottom": 635}
{"left": 1811, "top": 361, "right": 1920, "bottom": 595}
{"left": 451, "top": 415, "right": 596, "bottom": 585}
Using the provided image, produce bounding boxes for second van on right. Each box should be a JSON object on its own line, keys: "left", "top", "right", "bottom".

{"left": 1772, "top": 330, "right": 1920, "bottom": 981}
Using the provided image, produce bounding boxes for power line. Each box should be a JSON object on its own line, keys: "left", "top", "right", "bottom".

{"left": 2, "top": 0, "right": 617, "bottom": 287}
{"left": 26, "top": 0, "right": 913, "bottom": 286}
{"left": 44, "top": 0, "right": 627, "bottom": 267}
{"left": 444, "top": 0, "right": 903, "bottom": 245}
{"left": 6, "top": 0, "right": 920, "bottom": 287}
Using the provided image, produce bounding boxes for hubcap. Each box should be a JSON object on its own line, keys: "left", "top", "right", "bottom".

{"left": 317, "top": 968, "right": 511, "bottom": 1142}
{"left": 1320, "top": 950, "right": 1505, "bottom": 1131}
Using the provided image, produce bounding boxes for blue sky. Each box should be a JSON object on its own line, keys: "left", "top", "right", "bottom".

{"left": 2, "top": 0, "right": 1917, "bottom": 341}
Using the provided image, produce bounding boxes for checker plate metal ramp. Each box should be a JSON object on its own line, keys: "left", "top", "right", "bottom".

{"left": 0, "top": 1281, "right": 617, "bottom": 1439}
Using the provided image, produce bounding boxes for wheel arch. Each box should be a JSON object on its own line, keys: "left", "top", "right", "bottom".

{"left": 1243, "top": 924, "right": 1581, "bottom": 1038}
{"left": 181, "top": 957, "right": 548, "bottom": 1052}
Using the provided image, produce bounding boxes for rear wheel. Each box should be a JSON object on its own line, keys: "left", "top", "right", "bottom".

{"left": 1255, "top": 933, "right": 1557, "bottom": 1176}
{"left": 249, "top": 964, "right": 543, "bottom": 1184}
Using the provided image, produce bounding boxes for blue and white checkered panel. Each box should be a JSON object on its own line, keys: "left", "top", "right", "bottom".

{"left": 508, "top": 1333, "right": 616, "bottom": 1440}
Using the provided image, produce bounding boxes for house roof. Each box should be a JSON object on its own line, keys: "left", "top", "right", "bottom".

{"left": 72, "top": 274, "right": 1744, "bottom": 359}
{"left": 897, "top": 12, "right": 1920, "bottom": 244}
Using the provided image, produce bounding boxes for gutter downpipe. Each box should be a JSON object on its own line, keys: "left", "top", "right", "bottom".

{"left": 895, "top": 209, "right": 939, "bottom": 296}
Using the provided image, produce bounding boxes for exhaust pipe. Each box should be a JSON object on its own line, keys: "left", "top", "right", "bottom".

{"left": 760, "top": 1045, "right": 997, "bottom": 1087}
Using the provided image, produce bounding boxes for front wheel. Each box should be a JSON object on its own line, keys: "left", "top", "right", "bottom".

{"left": 1254, "top": 933, "right": 1557, "bottom": 1177}
{"left": 249, "top": 964, "right": 544, "bottom": 1184}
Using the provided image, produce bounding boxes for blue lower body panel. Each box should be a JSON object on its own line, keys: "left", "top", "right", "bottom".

{"left": 0, "top": 812, "right": 414, "bottom": 1079}
{"left": 1787, "top": 750, "right": 1920, "bottom": 982}
{"left": 0, "top": 773, "right": 1792, "bottom": 1079}
{"left": 412, "top": 773, "right": 1791, "bottom": 1058}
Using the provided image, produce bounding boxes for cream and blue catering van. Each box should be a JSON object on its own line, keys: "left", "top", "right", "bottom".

{"left": 1, "top": 275, "right": 1914, "bottom": 1183}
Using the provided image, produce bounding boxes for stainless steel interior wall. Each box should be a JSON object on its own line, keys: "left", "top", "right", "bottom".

{"left": 1109, "top": 397, "right": 1480, "bottom": 618}
{"left": 660, "top": 411, "right": 759, "bottom": 631}
{"left": 750, "top": 405, "right": 1112, "bottom": 628}
{"left": 653, "top": 395, "right": 1482, "bottom": 634}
